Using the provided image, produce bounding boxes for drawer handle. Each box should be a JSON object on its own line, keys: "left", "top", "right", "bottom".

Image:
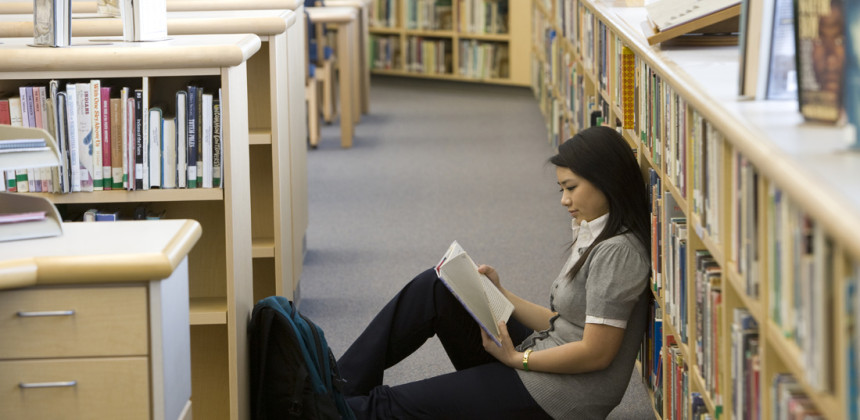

{"left": 19, "top": 381, "right": 78, "bottom": 389}
{"left": 16, "top": 310, "right": 76, "bottom": 318}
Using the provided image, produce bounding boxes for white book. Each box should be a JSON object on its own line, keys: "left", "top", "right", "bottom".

{"left": 65, "top": 83, "right": 81, "bottom": 192}
{"left": 76, "top": 82, "right": 94, "bottom": 192}
{"left": 121, "top": 0, "right": 167, "bottom": 41}
{"left": 161, "top": 117, "right": 176, "bottom": 189}
{"left": 120, "top": 87, "right": 129, "bottom": 189}
{"left": 90, "top": 79, "right": 103, "bottom": 190}
{"left": 142, "top": 78, "right": 149, "bottom": 189}
{"left": 175, "top": 90, "right": 187, "bottom": 189}
{"left": 148, "top": 107, "right": 162, "bottom": 189}
{"left": 434, "top": 240, "right": 514, "bottom": 346}
{"left": 201, "top": 93, "right": 213, "bottom": 188}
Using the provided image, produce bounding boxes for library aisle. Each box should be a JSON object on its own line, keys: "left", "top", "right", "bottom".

{"left": 297, "top": 76, "right": 652, "bottom": 418}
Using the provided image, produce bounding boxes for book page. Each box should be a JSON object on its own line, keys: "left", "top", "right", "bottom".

{"left": 436, "top": 241, "right": 514, "bottom": 346}
{"left": 646, "top": 0, "right": 739, "bottom": 31}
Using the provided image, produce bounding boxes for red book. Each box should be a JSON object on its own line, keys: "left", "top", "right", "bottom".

{"left": 0, "top": 99, "right": 10, "bottom": 125}
{"left": 100, "top": 86, "right": 112, "bottom": 190}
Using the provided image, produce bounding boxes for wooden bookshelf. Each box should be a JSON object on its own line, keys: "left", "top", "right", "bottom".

{"left": 533, "top": 0, "right": 860, "bottom": 418}
{"left": 0, "top": 34, "right": 259, "bottom": 420}
{"left": 369, "top": 0, "right": 532, "bottom": 86}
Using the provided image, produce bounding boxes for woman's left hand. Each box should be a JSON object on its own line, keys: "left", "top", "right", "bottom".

{"left": 481, "top": 321, "right": 522, "bottom": 369}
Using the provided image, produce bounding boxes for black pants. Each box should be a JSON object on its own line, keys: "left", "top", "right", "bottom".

{"left": 337, "top": 268, "right": 554, "bottom": 419}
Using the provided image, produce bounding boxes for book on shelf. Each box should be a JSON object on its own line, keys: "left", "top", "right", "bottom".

{"left": 186, "top": 85, "right": 198, "bottom": 189}
{"left": 794, "top": 0, "right": 845, "bottom": 123}
{"left": 843, "top": 0, "right": 860, "bottom": 145}
{"left": 212, "top": 93, "right": 222, "bottom": 188}
{"left": 175, "top": 90, "right": 187, "bottom": 189}
{"left": 100, "top": 86, "right": 113, "bottom": 190}
{"left": 161, "top": 116, "right": 176, "bottom": 189}
{"left": 90, "top": 80, "right": 103, "bottom": 190}
{"left": 33, "top": 0, "right": 71, "bottom": 47}
{"left": 133, "top": 88, "right": 144, "bottom": 190}
{"left": 120, "top": 0, "right": 167, "bottom": 42}
{"left": 434, "top": 240, "right": 514, "bottom": 346}
{"left": 75, "top": 82, "right": 94, "bottom": 192}
{"left": 148, "top": 107, "right": 162, "bottom": 189}
{"left": 110, "top": 96, "right": 123, "bottom": 189}
{"left": 201, "top": 93, "right": 213, "bottom": 189}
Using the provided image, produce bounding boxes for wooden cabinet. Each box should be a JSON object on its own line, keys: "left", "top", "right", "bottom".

{"left": 0, "top": 35, "right": 259, "bottom": 419}
{"left": 0, "top": 220, "right": 201, "bottom": 420}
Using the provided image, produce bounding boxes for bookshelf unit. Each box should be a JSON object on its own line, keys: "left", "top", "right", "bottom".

{"left": 0, "top": 35, "right": 259, "bottom": 420}
{"left": 369, "top": 0, "right": 532, "bottom": 86}
{"left": 533, "top": 1, "right": 860, "bottom": 419}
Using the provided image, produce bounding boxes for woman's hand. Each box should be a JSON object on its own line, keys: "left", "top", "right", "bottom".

{"left": 477, "top": 264, "right": 502, "bottom": 290}
{"left": 481, "top": 321, "right": 522, "bottom": 369}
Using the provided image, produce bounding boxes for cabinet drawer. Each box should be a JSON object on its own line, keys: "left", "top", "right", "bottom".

{"left": 0, "top": 286, "right": 148, "bottom": 359}
{"left": 0, "top": 357, "right": 150, "bottom": 420}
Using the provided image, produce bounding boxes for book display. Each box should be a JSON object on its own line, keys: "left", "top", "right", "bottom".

{"left": 533, "top": 0, "right": 860, "bottom": 418}
{"left": 0, "top": 34, "right": 260, "bottom": 419}
{"left": 369, "top": 0, "right": 531, "bottom": 86}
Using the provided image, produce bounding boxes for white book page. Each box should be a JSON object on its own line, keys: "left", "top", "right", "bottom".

{"left": 436, "top": 241, "right": 514, "bottom": 344}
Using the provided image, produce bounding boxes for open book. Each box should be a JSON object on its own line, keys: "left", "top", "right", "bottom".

{"left": 434, "top": 241, "right": 514, "bottom": 347}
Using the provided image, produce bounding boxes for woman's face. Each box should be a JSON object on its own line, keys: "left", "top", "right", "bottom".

{"left": 556, "top": 166, "right": 609, "bottom": 225}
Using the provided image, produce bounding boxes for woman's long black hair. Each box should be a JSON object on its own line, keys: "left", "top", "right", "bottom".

{"left": 549, "top": 126, "right": 651, "bottom": 281}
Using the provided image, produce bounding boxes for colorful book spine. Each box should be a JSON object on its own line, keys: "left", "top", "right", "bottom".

{"left": 110, "top": 97, "right": 123, "bottom": 189}
{"left": 65, "top": 83, "right": 81, "bottom": 192}
{"left": 101, "top": 86, "right": 112, "bottom": 190}
{"left": 134, "top": 89, "right": 144, "bottom": 190}
{"left": 76, "top": 82, "right": 94, "bottom": 192}
{"left": 90, "top": 80, "right": 103, "bottom": 190}
{"left": 212, "top": 94, "right": 221, "bottom": 188}
{"left": 622, "top": 46, "right": 635, "bottom": 129}
{"left": 186, "top": 85, "right": 198, "bottom": 189}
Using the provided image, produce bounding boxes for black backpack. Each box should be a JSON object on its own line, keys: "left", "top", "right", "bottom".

{"left": 249, "top": 296, "right": 355, "bottom": 419}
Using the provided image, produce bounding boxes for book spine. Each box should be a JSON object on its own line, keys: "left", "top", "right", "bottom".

{"left": 90, "top": 80, "right": 103, "bottom": 190}
{"left": 161, "top": 117, "right": 176, "bottom": 189}
{"left": 195, "top": 87, "right": 203, "bottom": 187}
{"left": 175, "top": 90, "right": 187, "bottom": 189}
{"left": 148, "top": 107, "right": 162, "bottom": 188}
{"left": 134, "top": 89, "right": 144, "bottom": 190}
{"left": 213, "top": 94, "right": 221, "bottom": 188}
{"left": 186, "top": 85, "right": 198, "bottom": 188}
{"left": 55, "top": 90, "right": 70, "bottom": 193}
{"left": 110, "top": 97, "right": 123, "bottom": 189}
{"left": 101, "top": 86, "right": 112, "bottom": 190}
{"left": 76, "top": 82, "right": 94, "bottom": 192}
{"left": 65, "top": 83, "right": 81, "bottom": 192}
{"left": 125, "top": 96, "right": 135, "bottom": 190}
{"left": 201, "top": 93, "right": 213, "bottom": 188}
{"left": 121, "top": 87, "right": 129, "bottom": 189}
{"left": 0, "top": 99, "right": 9, "bottom": 124}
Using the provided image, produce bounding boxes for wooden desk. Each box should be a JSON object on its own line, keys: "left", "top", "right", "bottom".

{"left": 306, "top": 5, "right": 359, "bottom": 147}
{"left": 325, "top": 0, "right": 370, "bottom": 115}
{"left": 0, "top": 34, "right": 259, "bottom": 420}
{"left": 0, "top": 219, "right": 201, "bottom": 420}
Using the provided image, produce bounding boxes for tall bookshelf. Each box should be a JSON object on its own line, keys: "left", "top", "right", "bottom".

{"left": 533, "top": 1, "right": 860, "bottom": 419}
{"left": 0, "top": 35, "right": 259, "bottom": 419}
{"left": 368, "top": 0, "right": 532, "bottom": 86}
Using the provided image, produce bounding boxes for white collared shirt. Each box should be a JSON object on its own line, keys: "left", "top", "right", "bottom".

{"left": 570, "top": 213, "right": 628, "bottom": 329}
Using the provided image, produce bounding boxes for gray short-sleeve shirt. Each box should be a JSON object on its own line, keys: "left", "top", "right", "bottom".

{"left": 515, "top": 232, "right": 651, "bottom": 419}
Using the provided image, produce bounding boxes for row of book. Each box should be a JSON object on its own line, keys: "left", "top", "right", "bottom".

{"left": 457, "top": 0, "right": 507, "bottom": 35}
{"left": 457, "top": 40, "right": 509, "bottom": 80}
{"left": 405, "top": 0, "right": 453, "bottom": 31}
{"left": 369, "top": 35, "right": 401, "bottom": 71}
{"left": 370, "top": 0, "right": 398, "bottom": 28}
{"left": 405, "top": 37, "right": 451, "bottom": 75}
{"left": 0, "top": 80, "right": 223, "bottom": 194}
{"left": 767, "top": 187, "right": 835, "bottom": 392}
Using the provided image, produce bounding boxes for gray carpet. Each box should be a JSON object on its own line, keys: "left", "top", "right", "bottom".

{"left": 297, "top": 76, "right": 653, "bottom": 419}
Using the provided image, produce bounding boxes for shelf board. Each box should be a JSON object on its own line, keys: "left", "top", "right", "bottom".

{"left": 725, "top": 262, "right": 765, "bottom": 322}
{"left": 368, "top": 26, "right": 401, "bottom": 35}
{"left": 189, "top": 296, "right": 227, "bottom": 325}
{"left": 766, "top": 320, "right": 841, "bottom": 420}
{"left": 29, "top": 188, "right": 224, "bottom": 204}
{"left": 405, "top": 29, "right": 456, "bottom": 38}
{"left": 252, "top": 237, "right": 275, "bottom": 258}
{"left": 371, "top": 69, "right": 526, "bottom": 86}
{"left": 457, "top": 32, "right": 509, "bottom": 42}
{"left": 249, "top": 128, "right": 272, "bottom": 145}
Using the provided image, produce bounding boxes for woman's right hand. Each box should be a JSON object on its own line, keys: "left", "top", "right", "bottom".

{"left": 478, "top": 264, "right": 502, "bottom": 290}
